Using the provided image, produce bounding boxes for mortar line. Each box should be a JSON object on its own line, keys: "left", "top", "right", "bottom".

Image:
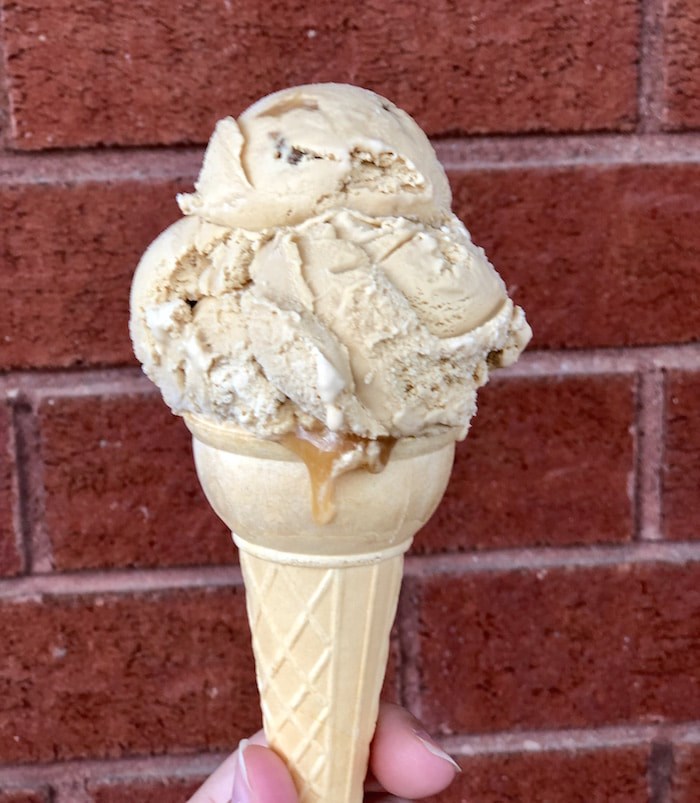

{"left": 0, "top": 563, "right": 243, "bottom": 599}
{"left": 0, "top": 722, "right": 697, "bottom": 785}
{"left": 632, "top": 372, "right": 644, "bottom": 543}
{"left": 638, "top": 0, "right": 668, "bottom": 133}
{"left": 441, "top": 720, "right": 700, "bottom": 757}
{"left": 499, "top": 343, "right": 700, "bottom": 377}
{"left": 648, "top": 739, "right": 674, "bottom": 803}
{"left": 0, "top": 722, "right": 700, "bottom": 786}
{"left": 2, "top": 345, "right": 700, "bottom": 400}
{"left": 0, "top": 0, "right": 11, "bottom": 149}
{"left": 0, "top": 367, "right": 154, "bottom": 399}
{"left": 8, "top": 393, "right": 48, "bottom": 573}
{"left": 436, "top": 132, "right": 700, "bottom": 170}
{"left": 0, "top": 750, "right": 223, "bottom": 786}
{"left": 52, "top": 781, "right": 90, "bottom": 803}
{"left": 396, "top": 578, "right": 423, "bottom": 718}
{"left": 5, "top": 400, "right": 27, "bottom": 574}
{"left": 0, "top": 148, "right": 203, "bottom": 186}
{"left": 1, "top": 133, "right": 700, "bottom": 186}
{"left": 0, "top": 541, "right": 696, "bottom": 599}
{"left": 403, "top": 540, "right": 700, "bottom": 577}
{"left": 388, "top": 630, "right": 403, "bottom": 707}
{"left": 636, "top": 370, "right": 667, "bottom": 541}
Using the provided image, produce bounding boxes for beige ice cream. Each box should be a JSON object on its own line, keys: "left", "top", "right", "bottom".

{"left": 130, "top": 83, "right": 530, "bottom": 452}
{"left": 178, "top": 82, "right": 452, "bottom": 228}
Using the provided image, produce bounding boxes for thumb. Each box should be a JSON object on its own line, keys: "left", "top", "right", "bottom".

{"left": 231, "top": 740, "right": 299, "bottom": 803}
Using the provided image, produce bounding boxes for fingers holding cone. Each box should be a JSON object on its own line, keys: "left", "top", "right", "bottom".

{"left": 188, "top": 704, "right": 459, "bottom": 803}
{"left": 187, "top": 730, "right": 298, "bottom": 803}
{"left": 369, "top": 703, "right": 460, "bottom": 799}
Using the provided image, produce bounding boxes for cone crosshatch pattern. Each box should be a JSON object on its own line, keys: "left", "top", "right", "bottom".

{"left": 245, "top": 554, "right": 335, "bottom": 791}
{"left": 240, "top": 547, "right": 404, "bottom": 803}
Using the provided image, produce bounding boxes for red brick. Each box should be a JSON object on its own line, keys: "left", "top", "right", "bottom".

{"left": 662, "top": 0, "right": 700, "bottom": 130}
{"left": 2, "top": 0, "right": 638, "bottom": 150}
{"left": 412, "top": 562, "right": 700, "bottom": 734}
{"left": 673, "top": 743, "right": 700, "bottom": 803}
{"left": 418, "top": 375, "right": 635, "bottom": 552}
{"left": 38, "top": 394, "right": 231, "bottom": 571}
{"left": 88, "top": 776, "right": 204, "bottom": 803}
{"left": 0, "top": 791, "right": 49, "bottom": 803}
{"left": 424, "top": 746, "right": 650, "bottom": 803}
{"left": 451, "top": 163, "right": 700, "bottom": 349}
{"left": 663, "top": 371, "right": 700, "bottom": 542}
{"left": 0, "top": 403, "right": 22, "bottom": 576}
{"left": 0, "top": 179, "right": 185, "bottom": 370}
{"left": 0, "top": 587, "right": 258, "bottom": 763}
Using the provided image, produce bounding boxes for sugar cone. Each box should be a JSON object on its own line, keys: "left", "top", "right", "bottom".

{"left": 238, "top": 543, "right": 403, "bottom": 802}
{"left": 186, "top": 414, "right": 456, "bottom": 803}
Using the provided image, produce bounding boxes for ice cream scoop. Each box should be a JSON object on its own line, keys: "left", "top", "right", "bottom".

{"left": 129, "top": 83, "right": 530, "bottom": 803}
{"left": 177, "top": 82, "right": 452, "bottom": 229}
{"left": 131, "top": 84, "right": 529, "bottom": 477}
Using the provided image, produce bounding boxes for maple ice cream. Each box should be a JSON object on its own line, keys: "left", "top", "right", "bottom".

{"left": 130, "top": 83, "right": 531, "bottom": 443}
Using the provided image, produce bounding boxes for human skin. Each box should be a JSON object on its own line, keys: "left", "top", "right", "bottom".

{"left": 189, "top": 703, "right": 459, "bottom": 803}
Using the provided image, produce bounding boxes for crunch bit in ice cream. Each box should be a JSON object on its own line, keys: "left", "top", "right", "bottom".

{"left": 130, "top": 84, "right": 531, "bottom": 521}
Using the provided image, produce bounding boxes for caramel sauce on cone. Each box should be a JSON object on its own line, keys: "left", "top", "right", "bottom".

{"left": 279, "top": 427, "right": 396, "bottom": 524}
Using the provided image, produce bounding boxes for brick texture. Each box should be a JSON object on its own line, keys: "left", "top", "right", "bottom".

{"left": 424, "top": 746, "right": 650, "bottom": 803}
{"left": 1, "top": 0, "right": 638, "bottom": 150}
{"left": 451, "top": 163, "right": 700, "bottom": 349}
{"left": 663, "top": 371, "right": 700, "bottom": 542}
{"left": 662, "top": 0, "right": 700, "bottom": 130}
{"left": 672, "top": 743, "right": 700, "bottom": 803}
{"left": 38, "top": 394, "right": 231, "bottom": 571}
{"left": 0, "top": 791, "right": 48, "bottom": 803}
{"left": 418, "top": 375, "right": 635, "bottom": 552}
{"left": 88, "top": 776, "right": 204, "bottom": 803}
{"left": 0, "top": 0, "right": 698, "bottom": 794}
{"left": 0, "top": 402, "right": 21, "bottom": 576}
{"left": 0, "top": 587, "right": 258, "bottom": 763}
{"left": 412, "top": 562, "right": 700, "bottom": 734}
{"left": 0, "top": 179, "right": 185, "bottom": 370}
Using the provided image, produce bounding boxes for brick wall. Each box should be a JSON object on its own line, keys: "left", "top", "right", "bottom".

{"left": 0, "top": 0, "right": 698, "bottom": 800}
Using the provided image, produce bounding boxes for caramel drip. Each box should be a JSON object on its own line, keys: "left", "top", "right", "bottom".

{"left": 279, "top": 428, "right": 396, "bottom": 524}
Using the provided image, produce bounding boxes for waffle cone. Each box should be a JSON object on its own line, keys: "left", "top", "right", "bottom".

{"left": 186, "top": 414, "right": 456, "bottom": 803}
{"left": 238, "top": 541, "right": 403, "bottom": 802}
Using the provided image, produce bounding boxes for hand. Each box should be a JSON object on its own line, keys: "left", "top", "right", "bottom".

{"left": 189, "top": 703, "right": 460, "bottom": 802}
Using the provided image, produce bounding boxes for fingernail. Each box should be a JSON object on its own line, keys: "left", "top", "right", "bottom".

{"left": 413, "top": 728, "right": 462, "bottom": 772}
{"left": 231, "top": 739, "right": 253, "bottom": 803}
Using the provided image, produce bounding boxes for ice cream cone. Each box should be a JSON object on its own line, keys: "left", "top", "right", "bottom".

{"left": 129, "top": 82, "right": 531, "bottom": 803}
{"left": 186, "top": 413, "right": 456, "bottom": 803}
